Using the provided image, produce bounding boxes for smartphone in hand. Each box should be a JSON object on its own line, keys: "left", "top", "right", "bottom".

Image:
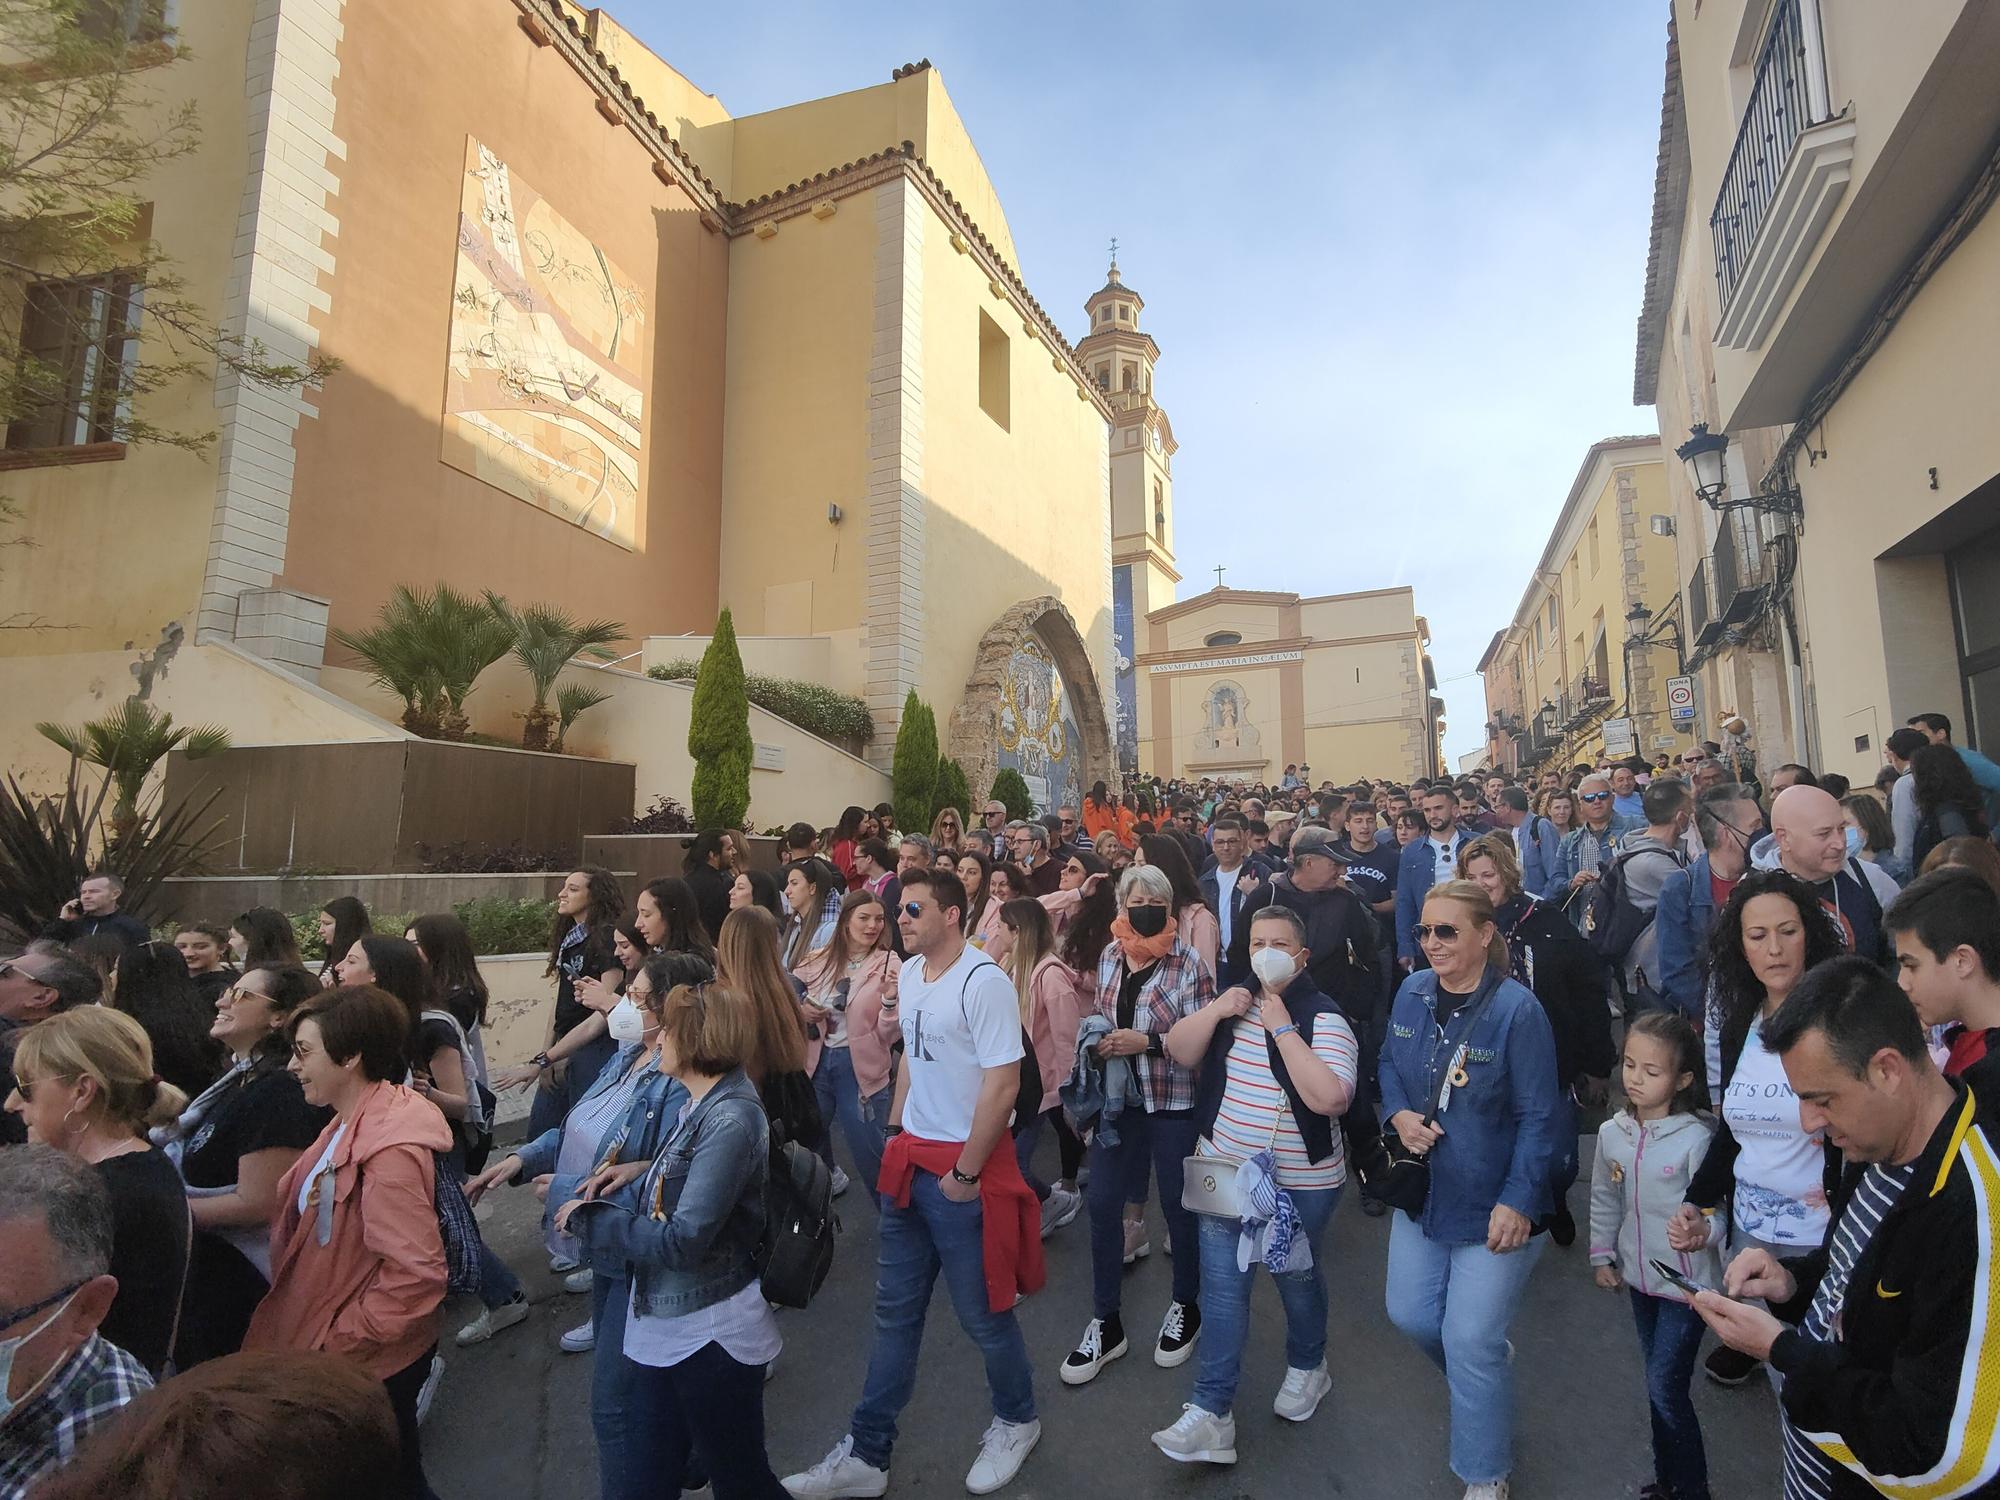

{"left": 1650, "top": 1258, "right": 1727, "bottom": 1300}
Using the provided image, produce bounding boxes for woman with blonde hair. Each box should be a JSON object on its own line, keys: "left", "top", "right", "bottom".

{"left": 930, "top": 805, "right": 967, "bottom": 856}
{"left": 6, "top": 1006, "right": 193, "bottom": 1376}
{"left": 792, "top": 891, "right": 903, "bottom": 1204}
{"left": 715, "top": 906, "right": 823, "bottom": 1160}
{"left": 997, "top": 897, "right": 1084, "bottom": 1235}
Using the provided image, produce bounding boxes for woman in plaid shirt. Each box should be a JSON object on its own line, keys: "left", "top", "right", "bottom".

{"left": 1061, "top": 864, "right": 1215, "bottom": 1388}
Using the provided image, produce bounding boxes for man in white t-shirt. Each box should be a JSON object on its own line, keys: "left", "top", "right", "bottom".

{"left": 785, "top": 867, "right": 1040, "bottom": 1500}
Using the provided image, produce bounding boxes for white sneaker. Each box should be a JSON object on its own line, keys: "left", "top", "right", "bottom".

{"left": 1150, "top": 1404, "right": 1236, "bottom": 1465}
{"left": 558, "top": 1319, "right": 595, "bottom": 1354}
{"left": 965, "top": 1417, "right": 1040, "bottom": 1495}
{"left": 1059, "top": 1317, "right": 1128, "bottom": 1385}
{"left": 1273, "top": 1361, "right": 1332, "bottom": 1422}
{"left": 454, "top": 1295, "right": 530, "bottom": 1347}
{"left": 1122, "top": 1218, "right": 1151, "bottom": 1265}
{"left": 1039, "top": 1185, "right": 1082, "bottom": 1238}
{"left": 563, "top": 1267, "right": 595, "bottom": 1294}
{"left": 414, "top": 1352, "right": 445, "bottom": 1425}
{"left": 549, "top": 1254, "right": 581, "bottom": 1274}
{"left": 831, "top": 1165, "right": 851, "bottom": 1197}
{"left": 1462, "top": 1483, "right": 1510, "bottom": 1500}
{"left": 782, "top": 1435, "right": 888, "bottom": 1498}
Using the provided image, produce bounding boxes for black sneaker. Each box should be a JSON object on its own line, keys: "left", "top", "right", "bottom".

{"left": 1548, "top": 1204, "right": 1576, "bottom": 1247}
{"left": 1704, "top": 1344, "right": 1760, "bottom": 1387}
{"left": 1060, "top": 1317, "right": 1128, "bottom": 1386}
{"left": 1154, "top": 1301, "right": 1199, "bottom": 1367}
{"left": 1360, "top": 1194, "right": 1389, "bottom": 1218}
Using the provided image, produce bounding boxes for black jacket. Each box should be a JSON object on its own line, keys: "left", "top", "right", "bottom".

{"left": 684, "top": 863, "right": 732, "bottom": 948}
{"left": 41, "top": 909, "right": 151, "bottom": 949}
{"left": 1687, "top": 986, "right": 1844, "bottom": 1214}
{"left": 1495, "top": 896, "right": 1616, "bottom": 1087}
{"left": 1768, "top": 1081, "right": 2000, "bottom": 1498}
{"left": 1230, "top": 874, "right": 1385, "bottom": 1029}
{"left": 1191, "top": 972, "right": 1346, "bottom": 1164}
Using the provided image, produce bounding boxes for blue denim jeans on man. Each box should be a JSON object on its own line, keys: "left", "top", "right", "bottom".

{"left": 1629, "top": 1288, "right": 1710, "bottom": 1500}
{"left": 1384, "top": 1212, "right": 1546, "bottom": 1486}
{"left": 1086, "top": 1109, "right": 1201, "bottom": 1318}
{"left": 811, "top": 1044, "right": 888, "bottom": 1208}
{"left": 847, "top": 1169, "right": 1036, "bottom": 1470}
{"left": 1192, "top": 1184, "right": 1340, "bottom": 1414}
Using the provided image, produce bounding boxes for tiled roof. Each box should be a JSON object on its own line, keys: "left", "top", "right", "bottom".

{"left": 1633, "top": 9, "right": 1687, "bottom": 407}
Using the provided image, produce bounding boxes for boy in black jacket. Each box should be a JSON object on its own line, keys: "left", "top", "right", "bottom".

{"left": 1693, "top": 955, "right": 2000, "bottom": 1499}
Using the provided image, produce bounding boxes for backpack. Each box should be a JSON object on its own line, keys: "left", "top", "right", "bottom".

{"left": 758, "top": 1135, "right": 836, "bottom": 1310}
{"left": 950, "top": 955, "right": 1044, "bottom": 1137}
{"left": 1580, "top": 846, "right": 1681, "bottom": 968}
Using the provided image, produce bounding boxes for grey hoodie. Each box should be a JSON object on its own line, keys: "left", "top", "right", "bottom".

{"left": 1589, "top": 1108, "right": 1725, "bottom": 1300}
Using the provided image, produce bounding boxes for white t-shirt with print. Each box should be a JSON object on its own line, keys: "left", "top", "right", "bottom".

{"left": 897, "top": 944, "right": 1024, "bottom": 1143}
{"left": 1723, "top": 1017, "right": 1830, "bottom": 1248}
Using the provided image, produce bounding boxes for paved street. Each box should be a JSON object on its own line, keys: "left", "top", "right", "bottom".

{"left": 428, "top": 1132, "right": 1782, "bottom": 1499}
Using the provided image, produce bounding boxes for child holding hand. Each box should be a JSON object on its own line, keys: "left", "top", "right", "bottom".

{"left": 1588, "top": 1011, "right": 1723, "bottom": 1500}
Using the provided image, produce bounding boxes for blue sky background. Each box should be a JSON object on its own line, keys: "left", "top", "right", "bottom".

{"left": 616, "top": 1, "right": 1670, "bottom": 772}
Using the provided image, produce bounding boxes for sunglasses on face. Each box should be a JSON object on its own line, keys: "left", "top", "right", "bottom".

{"left": 1414, "top": 923, "right": 1463, "bottom": 943}
{"left": 902, "top": 902, "right": 927, "bottom": 918}
{"left": 1579, "top": 792, "right": 1611, "bottom": 803}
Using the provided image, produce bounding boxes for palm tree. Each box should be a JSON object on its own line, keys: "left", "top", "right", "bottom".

{"left": 36, "top": 699, "right": 230, "bottom": 847}
{"left": 552, "top": 683, "right": 612, "bottom": 754}
{"left": 331, "top": 585, "right": 444, "bottom": 737}
{"left": 331, "top": 584, "right": 511, "bottom": 740}
{"left": 427, "top": 586, "right": 515, "bottom": 741}
{"left": 487, "top": 593, "right": 625, "bottom": 752}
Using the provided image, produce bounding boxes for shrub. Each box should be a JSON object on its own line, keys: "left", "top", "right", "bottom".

{"left": 933, "top": 756, "right": 970, "bottom": 821}
{"left": 648, "top": 660, "right": 873, "bottom": 745}
{"left": 989, "top": 768, "right": 1033, "bottom": 820}
{"left": 891, "top": 692, "right": 938, "bottom": 836}
{"left": 610, "top": 793, "right": 694, "bottom": 834}
{"left": 688, "top": 609, "right": 752, "bottom": 832}
{"left": 412, "top": 841, "right": 571, "bottom": 874}
{"left": 293, "top": 896, "right": 553, "bottom": 960}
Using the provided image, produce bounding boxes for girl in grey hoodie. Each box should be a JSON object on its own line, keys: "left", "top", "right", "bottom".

{"left": 1588, "top": 1011, "right": 1721, "bottom": 1500}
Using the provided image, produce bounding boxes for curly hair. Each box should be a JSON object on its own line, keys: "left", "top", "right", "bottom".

{"left": 1704, "top": 868, "right": 1845, "bottom": 1083}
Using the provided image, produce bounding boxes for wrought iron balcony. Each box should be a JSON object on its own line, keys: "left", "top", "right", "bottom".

{"left": 1687, "top": 558, "right": 1714, "bottom": 645}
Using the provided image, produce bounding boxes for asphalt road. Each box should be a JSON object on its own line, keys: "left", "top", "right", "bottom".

{"left": 427, "top": 1131, "right": 1784, "bottom": 1499}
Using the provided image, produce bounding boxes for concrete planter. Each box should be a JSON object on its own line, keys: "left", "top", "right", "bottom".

{"left": 153, "top": 871, "right": 635, "bottom": 925}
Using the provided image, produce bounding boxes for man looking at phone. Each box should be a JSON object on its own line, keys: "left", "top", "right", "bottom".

{"left": 1691, "top": 955, "right": 2000, "bottom": 1500}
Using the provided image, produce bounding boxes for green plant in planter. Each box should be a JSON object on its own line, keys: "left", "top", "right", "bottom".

{"left": 36, "top": 699, "right": 229, "bottom": 850}
{"left": 687, "top": 608, "right": 752, "bottom": 831}
{"left": 331, "top": 583, "right": 512, "bottom": 740}
{"left": 487, "top": 593, "right": 624, "bottom": 752}
{"left": 552, "top": 683, "right": 612, "bottom": 754}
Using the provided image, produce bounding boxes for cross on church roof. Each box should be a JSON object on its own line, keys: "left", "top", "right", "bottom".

{"left": 1109, "top": 236, "right": 1118, "bottom": 267}
{"left": 1213, "top": 565, "right": 1226, "bottom": 589}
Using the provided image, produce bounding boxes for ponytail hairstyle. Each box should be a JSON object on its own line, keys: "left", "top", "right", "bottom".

{"left": 1622, "top": 1008, "right": 1710, "bottom": 1116}
{"left": 1423, "top": 879, "right": 1510, "bottom": 971}
{"left": 12, "top": 1006, "right": 188, "bottom": 1134}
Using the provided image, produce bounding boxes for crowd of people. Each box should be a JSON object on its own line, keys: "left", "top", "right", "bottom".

{"left": 4, "top": 711, "right": 1999, "bottom": 1500}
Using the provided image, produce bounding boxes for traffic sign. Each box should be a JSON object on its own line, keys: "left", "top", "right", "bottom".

{"left": 1666, "top": 675, "right": 1696, "bottom": 723}
{"left": 1601, "top": 718, "right": 1636, "bottom": 756}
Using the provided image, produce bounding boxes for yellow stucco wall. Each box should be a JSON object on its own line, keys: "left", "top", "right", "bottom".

{"left": 0, "top": 2, "right": 253, "bottom": 656}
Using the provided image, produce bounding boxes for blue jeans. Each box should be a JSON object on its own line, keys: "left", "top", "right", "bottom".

{"left": 1192, "top": 1184, "right": 1341, "bottom": 1415}
{"left": 476, "top": 1236, "right": 525, "bottom": 1310}
{"left": 1549, "top": 1090, "right": 1580, "bottom": 1209}
{"left": 1629, "top": 1288, "right": 1709, "bottom": 1499}
{"left": 1087, "top": 1109, "right": 1201, "bottom": 1319}
{"left": 848, "top": 1169, "right": 1035, "bottom": 1470}
{"left": 1014, "top": 1108, "right": 1054, "bottom": 1202}
{"left": 1384, "top": 1210, "right": 1546, "bottom": 1485}
{"left": 622, "top": 1338, "right": 787, "bottom": 1499}
{"left": 590, "top": 1274, "right": 640, "bottom": 1500}
{"left": 527, "top": 1031, "right": 619, "bottom": 1140}
{"left": 811, "top": 1045, "right": 887, "bottom": 1209}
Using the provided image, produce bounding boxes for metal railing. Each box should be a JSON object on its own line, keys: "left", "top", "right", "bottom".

{"left": 1711, "top": 512, "right": 1772, "bottom": 624}
{"left": 1709, "top": 0, "right": 1830, "bottom": 309}
{"left": 1687, "top": 557, "right": 1714, "bottom": 642}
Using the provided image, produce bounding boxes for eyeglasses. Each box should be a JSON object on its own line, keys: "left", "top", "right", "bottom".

{"left": 1413, "top": 923, "right": 1463, "bottom": 943}
{"left": 1059, "top": 818, "right": 1076, "bottom": 828}
{"left": 1579, "top": 792, "right": 1611, "bottom": 803}
{"left": 10, "top": 1074, "right": 73, "bottom": 1104}
{"left": 902, "top": 902, "right": 927, "bottom": 918}
{"left": 0, "top": 1277, "right": 88, "bottom": 1333}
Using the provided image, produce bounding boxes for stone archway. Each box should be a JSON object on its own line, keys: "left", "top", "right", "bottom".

{"left": 948, "top": 596, "right": 1114, "bottom": 816}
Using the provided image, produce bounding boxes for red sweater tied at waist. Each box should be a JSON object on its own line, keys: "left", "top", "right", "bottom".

{"left": 878, "top": 1133, "right": 1046, "bottom": 1314}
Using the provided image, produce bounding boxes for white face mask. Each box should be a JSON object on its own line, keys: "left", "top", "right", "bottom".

{"left": 1249, "top": 947, "right": 1297, "bottom": 988}
{"left": 0, "top": 1289, "right": 77, "bottom": 1421}
{"left": 606, "top": 997, "right": 646, "bottom": 1045}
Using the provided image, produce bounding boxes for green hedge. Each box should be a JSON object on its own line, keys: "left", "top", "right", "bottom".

{"left": 648, "top": 660, "right": 873, "bottom": 744}
{"left": 291, "top": 895, "right": 555, "bottom": 960}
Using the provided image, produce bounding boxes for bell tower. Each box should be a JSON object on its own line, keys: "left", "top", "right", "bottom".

{"left": 1077, "top": 251, "right": 1178, "bottom": 775}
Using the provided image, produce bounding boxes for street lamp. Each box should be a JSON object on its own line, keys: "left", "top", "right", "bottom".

{"left": 1625, "top": 599, "right": 1685, "bottom": 673}
{"left": 1674, "top": 424, "right": 1803, "bottom": 517}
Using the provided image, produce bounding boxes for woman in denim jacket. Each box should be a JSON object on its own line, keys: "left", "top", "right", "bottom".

{"left": 556, "top": 979, "right": 783, "bottom": 1500}
{"left": 1379, "top": 879, "right": 1560, "bottom": 1500}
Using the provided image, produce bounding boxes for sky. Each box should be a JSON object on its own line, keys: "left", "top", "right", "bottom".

{"left": 614, "top": 0, "right": 1670, "bottom": 773}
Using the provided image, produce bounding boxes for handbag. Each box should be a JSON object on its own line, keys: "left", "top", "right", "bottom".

{"left": 1182, "top": 1103, "right": 1287, "bottom": 1219}
{"left": 1367, "top": 978, "right": 1500, "bottom": 1217}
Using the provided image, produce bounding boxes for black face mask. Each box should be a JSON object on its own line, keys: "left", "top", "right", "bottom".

{"left": 1127, "top": 905, "right": 1169, "bottom": 938}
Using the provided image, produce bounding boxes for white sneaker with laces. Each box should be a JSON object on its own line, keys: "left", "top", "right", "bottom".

{"left": 965, "top": 1417, "right": 1040, "bottom": 1495}
{"left": 563, "top": 1267, "right": 595, "bottom": 1295}
{"left": 454, "top": 1295, "right": 530, "bottom": 1347}
{"left": 1273, "top": 1361, "right": 1332, "bottom": 1422}
{"left": 781, "top": 1435, "right": 888, "bottom": 1498}
{"left": 414, "top": 1353, "right": 445, "bottom": 1426}
{"left": 1059, "top": 1317, "right": 1127, "bottom": 1385}
{"left": 1039, "top": 1185, "right": 1082, "bottom": 1238}
{"left": 1462, "top": 1483, "right": 1510, "bottom": 1500}
{"left": 1150, "top": 1404, "right": 1236, "bottom": 1465}
{"left": 831, "top": 1165, "right": 851, "bottom": 1197}
{"left": 558, "top": 1319, "right": 595, "bottom": 1354}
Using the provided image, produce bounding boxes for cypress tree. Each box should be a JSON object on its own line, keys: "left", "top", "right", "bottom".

{"left": 891, "top": 691, "right": 939, "bottom": 835}
{"left": 932, "top": 756, "right": 971, "bottom": 821}
{"left": 688, "top": 608, "right": 752, "bottom": 831}
{"left": 989, "top": 767, "right": 1033, "bottom": 821}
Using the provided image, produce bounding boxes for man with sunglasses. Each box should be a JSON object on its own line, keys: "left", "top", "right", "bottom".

{"left": 0, "top": 952, "right": 101, "bottom": 1149}
{"left": 0, "top": 1145, "right": 150, "bottom": 1498}
{"left": 1554, "top": 773, "right": 1641, "bottom": 928}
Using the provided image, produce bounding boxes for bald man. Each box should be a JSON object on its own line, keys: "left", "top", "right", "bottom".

{"left": 1766, "top": 784, "right": 1901, "bottom": 965}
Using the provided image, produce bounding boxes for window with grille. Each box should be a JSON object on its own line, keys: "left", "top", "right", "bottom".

{"left": 6, "top": 272, "right": 142, "bottom": 453}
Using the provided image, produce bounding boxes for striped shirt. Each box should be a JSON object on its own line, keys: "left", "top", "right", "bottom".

{"left": 1781, "top": 1160, "right": 1917, "bottom": 1500}
{"left": 1207, "top": 1013, "right": 1359, "bottom": 1189}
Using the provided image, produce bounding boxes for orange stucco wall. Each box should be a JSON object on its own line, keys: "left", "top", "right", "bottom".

{"left": 285, "top": 0, "right": 726, "bottom": 644}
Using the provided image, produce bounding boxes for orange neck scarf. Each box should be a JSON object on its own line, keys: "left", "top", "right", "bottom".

{"left": 1110, "top": 912, "right": 1178, "bottom": 969}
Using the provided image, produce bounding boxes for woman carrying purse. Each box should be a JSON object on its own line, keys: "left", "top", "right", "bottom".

{"left": 1149, "top": 905, "right": 1359, "bottom": 1466}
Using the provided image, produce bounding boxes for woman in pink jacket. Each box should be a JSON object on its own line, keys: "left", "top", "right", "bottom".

{"left": 248, "top": 984, "right": 452, "bottom": 1500}
{"left": 792, "top": 890, "right": 902, "bottom": 1207}
{"left": 1137, "top": 833, "right": 1221, "bottom": 981}
{"left": 998, "top": 898, "right": 1086, "bottom": 1238}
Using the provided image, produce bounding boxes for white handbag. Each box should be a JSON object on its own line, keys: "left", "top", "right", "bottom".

{"left": 1181, "top": 1105, "right": 1286, "bottom": 1219}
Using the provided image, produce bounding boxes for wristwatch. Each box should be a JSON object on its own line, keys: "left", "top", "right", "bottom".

{"left": 950, "top": 1165, "right": 981, "bottom": 1186}
{"left": 531, "top": 1051, "right": 551, "bottom": 1070}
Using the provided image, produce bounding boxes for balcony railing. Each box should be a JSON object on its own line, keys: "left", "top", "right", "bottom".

{"left": 1687, "top": 557, "right": 1714, "bottom": 643}
{"left": 1709, "top": 0, "right": 1832, "bottom": 310}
